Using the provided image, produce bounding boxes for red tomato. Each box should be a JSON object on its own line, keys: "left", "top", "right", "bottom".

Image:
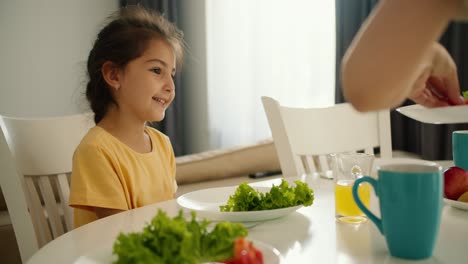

{"left": 254, "top": 248, "right": 263, "bottom": 263}
{"left": 224, "top": 238, "right": 264, "bottom": 264}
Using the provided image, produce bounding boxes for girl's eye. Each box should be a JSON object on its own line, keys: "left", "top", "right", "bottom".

{"left": 150, "top": 68, "right": 161, "bottom": 74}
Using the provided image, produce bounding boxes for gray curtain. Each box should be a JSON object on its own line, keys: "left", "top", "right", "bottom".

{"left": 335, "top": 0, "right": 468, "bottom": 160}
{"left": 122, "top": 0, "right": 186, "bottom": 156}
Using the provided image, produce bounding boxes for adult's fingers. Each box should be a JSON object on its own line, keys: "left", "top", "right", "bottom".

{"left": 411, "top": 87, "right": 450, "bottom": 108}
{"left": 430, "top": 43, "right": 462, "bottom": 105}
{"left": 443, "top": 72, "right": 463, "bottom": 105}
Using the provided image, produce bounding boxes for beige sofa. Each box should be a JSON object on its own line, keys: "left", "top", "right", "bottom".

{"left": 0, "top": 139, "right": 281, "bottom": 263}
{"left": 175, "top": 139, "right": 282, "bottom": 196}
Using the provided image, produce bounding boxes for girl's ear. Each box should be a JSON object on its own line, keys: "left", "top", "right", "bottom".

{"left": 101, "top": 61, "right": 121, "bottom": 90}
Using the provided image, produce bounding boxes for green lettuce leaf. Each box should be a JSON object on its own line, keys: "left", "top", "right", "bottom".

{"left": 113, "top": 210, "right": 247, "bottom": 264}
{"left": 220, "top": 179, "right": 314, "bottom": 212}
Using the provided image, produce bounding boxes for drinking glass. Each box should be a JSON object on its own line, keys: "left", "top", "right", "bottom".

{"left": 333, "top": 152, "right": 374, "bottom": 224}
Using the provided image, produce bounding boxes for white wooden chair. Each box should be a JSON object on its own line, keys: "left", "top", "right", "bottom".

{"left": 261, "top": 96, "right": 392, "bottom": 178}
{"left": 0, "top": 113, "right": 93, "bottom": 262}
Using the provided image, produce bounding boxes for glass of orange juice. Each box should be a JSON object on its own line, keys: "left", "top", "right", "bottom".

{"left": 332, "top": 152, "right": 374, "bottom": 224}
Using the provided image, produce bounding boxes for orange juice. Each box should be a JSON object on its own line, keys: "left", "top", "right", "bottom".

{"left": 335, "top": 179, "right": 371, "bottom": 219}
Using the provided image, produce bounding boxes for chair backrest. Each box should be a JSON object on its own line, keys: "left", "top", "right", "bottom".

{"left": 261, "top": 96, "right": 392, "bottom": 177}
{"left": 0, "top": 113, "right": 93, "bottom": 262}
{"left": 0, "top": 124, "right": 38, "bottom": 262}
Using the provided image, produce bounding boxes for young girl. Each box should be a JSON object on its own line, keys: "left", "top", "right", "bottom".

{"left": 69, "top": 6, "right": 184, "bottom": 228}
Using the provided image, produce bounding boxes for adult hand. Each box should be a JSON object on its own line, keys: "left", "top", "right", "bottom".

{"left": 409, "top": 42, "right": 463, "bottom": 107}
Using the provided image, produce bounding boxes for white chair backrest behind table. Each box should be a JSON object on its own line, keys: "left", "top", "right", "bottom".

{"left": 0, "top": 112, "right": 93, "bottom": 262}
{"left": 261, "top": 96, "right": 392, "bottom": 178}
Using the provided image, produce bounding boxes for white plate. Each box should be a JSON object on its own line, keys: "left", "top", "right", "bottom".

{"left": 177, "top": 186, "right": 303, "bottom": 222}
{"left": 444, "top": 198, "right": 468, "bottom": 211}
{"left": 396, "top": 104, "right": 468, "bottom": 124}
{"left": 74, "top": 239, "right": 281, "bottom": 264}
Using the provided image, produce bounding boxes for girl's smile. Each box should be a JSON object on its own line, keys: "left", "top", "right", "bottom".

{"left": 114, "top": 38, "right": 177, "bottom": 123}
{"left": 152, "top": 96, "right": 169, "bottom": 108}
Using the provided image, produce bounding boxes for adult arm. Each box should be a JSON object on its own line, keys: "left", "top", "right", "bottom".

{"left": 341, "top": 0, "right": 463, "bottom": 111}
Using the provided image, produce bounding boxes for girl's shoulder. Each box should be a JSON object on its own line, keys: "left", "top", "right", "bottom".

{"left": 76, "top": 126, "right": 172, "bottom": 157}
{"left": 80, "top": 126, "right": 112, "bottom": 145}
{"left": 75, "top": 126, "right": 117, "bottom": 153}
{"left": 145, "top": 126, "right": 170, "bottom": 143}
{"left": 145, "top": 126, "right": 173, "bottom": 154}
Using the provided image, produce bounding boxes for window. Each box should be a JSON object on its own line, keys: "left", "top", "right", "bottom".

{"left": 206, "top": 0, "right": 336, "bottom": 149}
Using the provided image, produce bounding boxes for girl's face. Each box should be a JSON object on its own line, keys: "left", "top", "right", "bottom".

{"left": 115, "top": 38, "right": 176, "bottom": 122}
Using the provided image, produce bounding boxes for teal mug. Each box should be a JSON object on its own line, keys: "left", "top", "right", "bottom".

{"left": 352, "top": 164, "right": 443, "bottom": 260}
{"left": 453, "top": 130, "right": 468, "bottom": 170}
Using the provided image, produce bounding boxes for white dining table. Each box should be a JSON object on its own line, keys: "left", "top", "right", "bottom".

{"left": 27, "top": 159, "right": 468, "bottom": 264}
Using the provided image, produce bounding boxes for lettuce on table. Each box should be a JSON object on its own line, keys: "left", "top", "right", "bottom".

{"left": 220, "top": 179, "right": 314, "bottom": 212}
{"left": 113, "top": 210, "right": 248, "bottom": 264}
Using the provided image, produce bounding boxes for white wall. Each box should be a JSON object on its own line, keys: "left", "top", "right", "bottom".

{"left": 0, "top": 0, "right": 210, "bottom": 153}
{"left": 0, "top": 0, "right": 119, "bottom": 117}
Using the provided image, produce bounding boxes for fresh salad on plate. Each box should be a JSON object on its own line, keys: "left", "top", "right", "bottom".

{"left": 176, "top": 179, "right": 314, "bottom": 222}
{"left": 112, "top": 210, "right": 265, "bottom": 264}
{"left": 220, "top": 179, "right": 314, "bottom": 212}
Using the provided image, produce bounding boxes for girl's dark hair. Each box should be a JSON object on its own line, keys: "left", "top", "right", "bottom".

{"left": 86, "top": 6, "right": 184, "bottom": 124}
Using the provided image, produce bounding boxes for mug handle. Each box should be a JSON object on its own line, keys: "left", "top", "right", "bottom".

{"left": 352, "top": 176, "right": 383, "bottom": 234}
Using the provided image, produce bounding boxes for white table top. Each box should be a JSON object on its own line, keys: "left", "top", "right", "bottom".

{"left": 27, "top": 159, "right": 468, "bottom": 264}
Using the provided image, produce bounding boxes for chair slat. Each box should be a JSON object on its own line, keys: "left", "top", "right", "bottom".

{"left": 56, "top": 173, "right": 73, "bottom": 231}
{"left": 318, "top": 155, "right": 329, "bottom": 172}
{"left": 37, "top": 176, "right": 64, "bottom": 238}
{"left": 24, "top": 177, "right": 52, "bottom": 247}
{"left": 317, "top": 155, "right": 334, "bottom": 179}
{"left": 304, "top": 156, "right": 316, "bottom": 174}
{"left": 294, "top": 155, "right": 306, "bottom": 176}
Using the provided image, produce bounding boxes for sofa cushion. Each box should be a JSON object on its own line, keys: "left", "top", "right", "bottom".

{"left": 176, "top": 139, "right": 281, "bottom": 185}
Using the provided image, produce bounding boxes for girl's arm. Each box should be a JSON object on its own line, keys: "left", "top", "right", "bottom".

{"left": 341, "top": 0, "right": 463, "bottom": 111}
